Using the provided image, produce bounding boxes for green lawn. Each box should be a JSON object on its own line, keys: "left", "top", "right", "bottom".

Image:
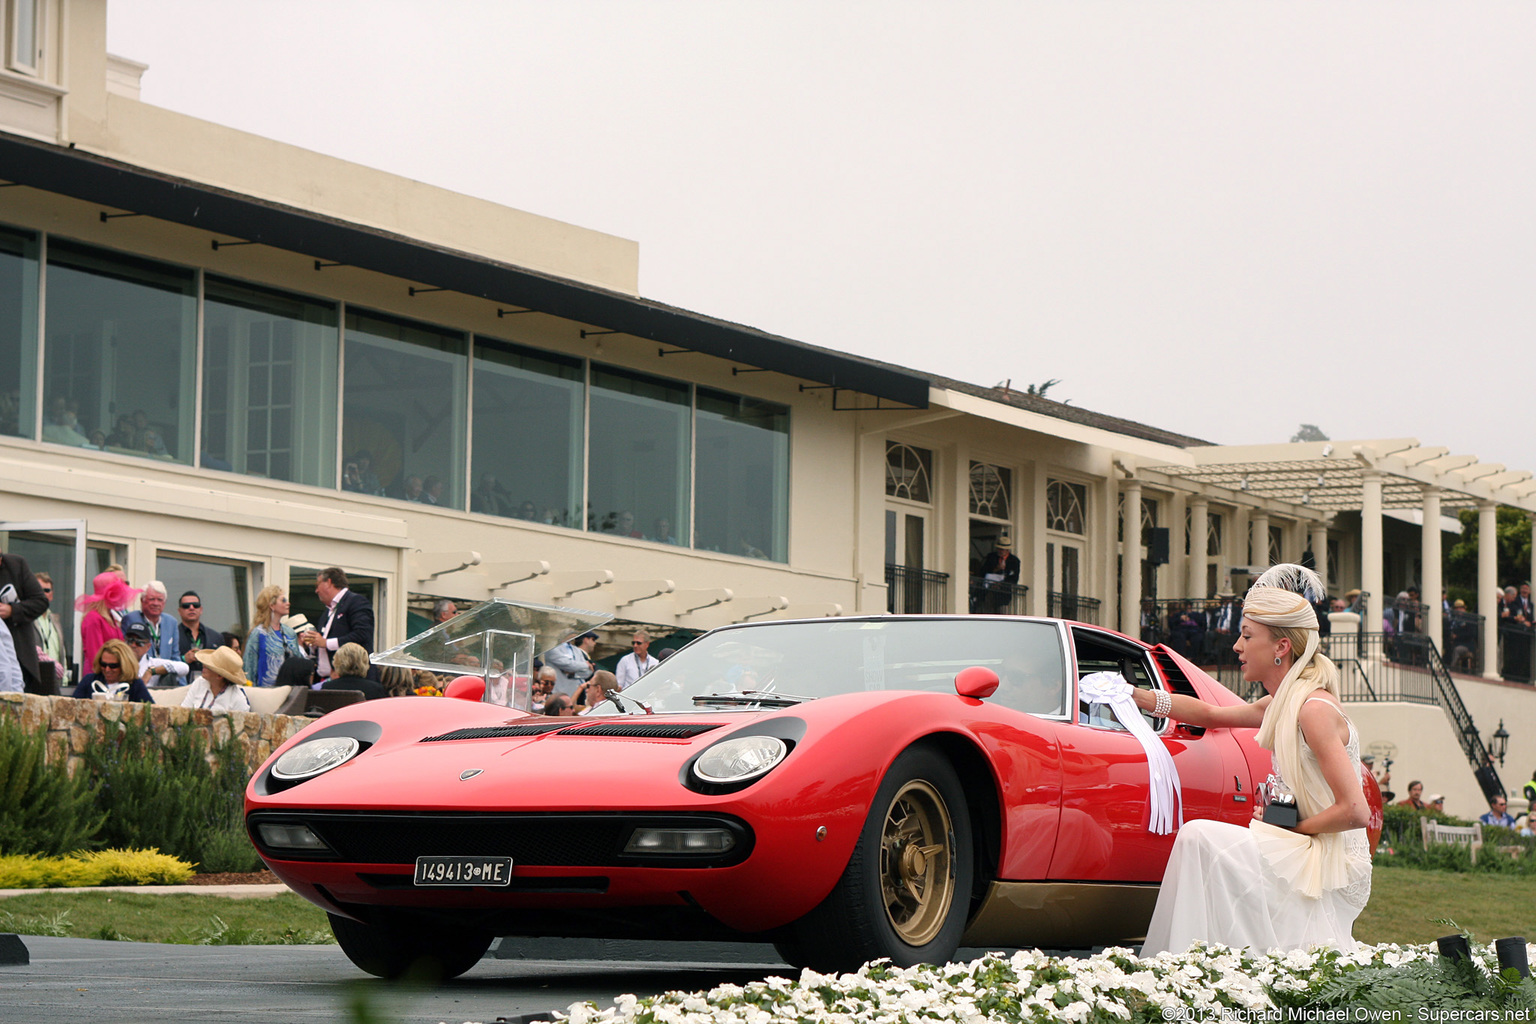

{"left": 1355, "top": 865, "right": 1535, "bottom": 946}
{"left": 0, "top": 865, "right": 1527, "bottom": 948}
{"left": 0, "top": 891, "right": 333, "bottom": 944}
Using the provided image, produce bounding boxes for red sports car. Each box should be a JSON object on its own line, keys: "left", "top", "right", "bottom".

{"left": 245, "top": 612, "right": 1382, "bottom": 979}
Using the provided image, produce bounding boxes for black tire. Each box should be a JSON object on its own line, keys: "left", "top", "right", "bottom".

{"left": 327, "top": 912, "right": 492, "bottom": 982}
{"left": 774, "top": 745, "right": 973, "bottom": 973}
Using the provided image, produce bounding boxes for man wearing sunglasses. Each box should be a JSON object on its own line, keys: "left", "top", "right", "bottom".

{"left": 614, "top": 631, "right": 658, "bottom": 690}
{"left": 175, "top": 590, "right": 224, "bottom": 679}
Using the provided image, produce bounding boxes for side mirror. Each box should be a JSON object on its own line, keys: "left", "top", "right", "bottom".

{"left": 954, "top": 666, "right": 999, "bottom": 699}
{"left": 444, "top": 675, "right": 486, "bottom": 701}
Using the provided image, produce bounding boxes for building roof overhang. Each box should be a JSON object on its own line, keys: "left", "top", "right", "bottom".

{"left": 1150, "top": 440, "right": 1536, "bottom": 516}
{"left": 0, "top": 131, "right": 930, "bottom": 410}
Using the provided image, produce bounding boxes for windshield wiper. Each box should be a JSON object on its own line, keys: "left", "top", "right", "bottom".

{"left": 691, "top": 689, "right": 814, "bottom": 708}
{"left": 606, "top": 690, "right": 652, "bottom": 714}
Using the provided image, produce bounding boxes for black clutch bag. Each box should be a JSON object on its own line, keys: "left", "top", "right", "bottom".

{"left": 1262, "top": 800, "right": 1299, "bottom": 828}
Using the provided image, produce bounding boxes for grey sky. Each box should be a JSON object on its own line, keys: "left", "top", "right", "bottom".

{"left": 108, "top": 2, "right": 1536, "bottom": 475}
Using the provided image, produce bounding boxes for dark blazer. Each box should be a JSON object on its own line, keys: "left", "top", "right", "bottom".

{"left": 0, "top": 553, "right": 50, "bottom": 693}
{"left": 323, "top": 590, "right": 375, "bottom": 652}
{"left": 322, "top": 674, "right": 386, "bottom": 700}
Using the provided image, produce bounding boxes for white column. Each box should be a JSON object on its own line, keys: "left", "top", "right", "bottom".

{"left": 1479, "top": 502, "right": 1499, "bottom": 679}
{"left": 1251, "top": 513, "right": 1270, "bottom": 568}
{"left": 1028, "top": 463, "right": 1048, "bottom": 616}
{"left": 1190, "top": 499, "right": 1210, "bottom": 598}
{"left": 1361, "top": 473, "right": 1384, "bottom": 633}
{"left": 1121, "top": 478, "right": 1142, "bottom": 636}
{"left": 1231, "top": 506, "right": 1250, "bottom": 591}
{"left": 1422, "top": 487, "right": 1443, "bottom": 650}
{"left": 1309, "top": 522, "right": 1330, "bottom": 593}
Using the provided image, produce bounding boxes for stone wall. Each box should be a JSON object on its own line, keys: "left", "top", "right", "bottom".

{"left": 0, "top": 693, "right": 310, "bottom": 775}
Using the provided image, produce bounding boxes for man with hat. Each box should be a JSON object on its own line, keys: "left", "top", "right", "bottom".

{"left": 123, "top": 620, "right": 189, "bottom": 687}
{"left": 545, "top": 631, "right": 598, "bottom": 696}
{"left": 972, "top": 535, "right": 1021, "bottom": 614}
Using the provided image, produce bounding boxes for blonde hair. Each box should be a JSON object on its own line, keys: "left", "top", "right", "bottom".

{"left": 254, "top": 584, "right": 286, "bottom": 627}
{"left": 96, "top": 638, "right": 139, "bottom": 681}
{"left": 332, "top": 642, "right": 371, "bottom": 678}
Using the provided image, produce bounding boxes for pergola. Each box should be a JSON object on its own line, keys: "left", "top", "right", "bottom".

{"left": 1151, "top": 439, "right": 1536, "bottom": 679}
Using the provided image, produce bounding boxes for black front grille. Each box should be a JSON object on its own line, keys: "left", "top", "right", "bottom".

{"left": 422, "top": 722, "right": 575, "bottom": 741}
{"left": 358, "top": 873, "right": 609, "bottom": 893}
{"left": 249, "top": 811, "right": 753, "bottom": 867}
{"left": 559, "top": 722, "right": 723, "bottom": 739}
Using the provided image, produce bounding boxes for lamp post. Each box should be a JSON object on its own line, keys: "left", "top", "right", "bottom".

{"left": 1491, "top": 719, "right": 1510, "bottom": 767}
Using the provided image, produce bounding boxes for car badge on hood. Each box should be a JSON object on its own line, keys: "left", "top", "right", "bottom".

{"left": 459, "top": 769, "right": 484, "bottom": 781}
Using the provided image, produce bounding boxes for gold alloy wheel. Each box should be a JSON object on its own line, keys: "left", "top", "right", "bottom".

{"left": 877, "top": 778, "right": 955, "bottom": 946}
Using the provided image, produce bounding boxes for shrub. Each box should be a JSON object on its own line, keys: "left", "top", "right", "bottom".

{"left": 79, "top": 718, "right": 260, "bottom": 872}
{"left": 0, "top": 849, "right": 194, "bottom": 888}
{"left": 0, "top": 715, "right": 103, "bottom": 857}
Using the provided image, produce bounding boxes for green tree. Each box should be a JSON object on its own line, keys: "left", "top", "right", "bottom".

{"left": 1445, "top": 506, "right": 1533, "bottom": 612}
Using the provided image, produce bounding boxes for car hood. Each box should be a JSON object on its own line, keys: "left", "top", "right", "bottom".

{"left": 252, "top": 705, "right": 790, "bottom": 812}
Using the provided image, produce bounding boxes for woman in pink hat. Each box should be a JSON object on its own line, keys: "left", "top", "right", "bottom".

{"left": 75, "top": 570, "right": 141, "bottom": 671}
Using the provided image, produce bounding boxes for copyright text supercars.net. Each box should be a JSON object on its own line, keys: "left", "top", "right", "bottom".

{"left": 1160, "top": 1008, "right": 1533, "bottom": 1022}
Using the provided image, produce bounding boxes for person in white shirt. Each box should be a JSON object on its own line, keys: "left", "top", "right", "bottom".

{"left": 180, "top": 646, "right": 252, "bottom": 713}
{"left": 124, "top": 622, "right": 188, "bottom": 686}
{"left": 614, "top": 631, "right": 658, "bottom": 690}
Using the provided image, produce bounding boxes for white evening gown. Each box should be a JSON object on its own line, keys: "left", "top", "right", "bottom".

{"left": 1140, "top": 699, "right": 1372, "bottom": 955}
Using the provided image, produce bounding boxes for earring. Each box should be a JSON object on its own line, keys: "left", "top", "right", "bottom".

{"left": 1274, "top": 655, "right": 1284, "bottom": 665}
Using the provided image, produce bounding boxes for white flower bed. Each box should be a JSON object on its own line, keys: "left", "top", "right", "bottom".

{"left": 541, "top": 942, "right": 1533, "bottom": 1024}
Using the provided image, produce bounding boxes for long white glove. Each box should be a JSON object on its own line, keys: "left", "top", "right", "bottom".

{"left": 1077, "top": 671, "right": 1183, "bottom": 834}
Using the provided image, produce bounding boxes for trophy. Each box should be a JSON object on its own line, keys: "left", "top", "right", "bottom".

{"left": 1259, "top": 774, "right": 1299, "bottom": 828}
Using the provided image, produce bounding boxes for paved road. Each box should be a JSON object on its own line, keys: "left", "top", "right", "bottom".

{"left": 0, "top": 935, "right": 792, "bottom": 1024}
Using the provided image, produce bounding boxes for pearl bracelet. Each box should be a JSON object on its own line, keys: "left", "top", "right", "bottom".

{"left": 1152, "top": 689, "right": 1172, "bottom": 718}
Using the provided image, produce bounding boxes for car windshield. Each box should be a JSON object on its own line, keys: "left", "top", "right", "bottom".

{"left": 588, "top": 617, "right": 1067, "bottom": 716}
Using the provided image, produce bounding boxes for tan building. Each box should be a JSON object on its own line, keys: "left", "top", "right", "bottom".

{"left": 3, "top": 0, "right": 1533, "bottom": 818}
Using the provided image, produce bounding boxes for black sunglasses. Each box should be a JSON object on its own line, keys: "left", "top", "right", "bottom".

{"left": 100, "top": 659, "right": 121, "bottom": 668}
{"left": 181, "top": 601, "right": 201, "bottom": 608}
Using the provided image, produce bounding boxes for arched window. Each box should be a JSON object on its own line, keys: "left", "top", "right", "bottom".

{"left": 886, "top": 442, "right": 933, "bottom": 503}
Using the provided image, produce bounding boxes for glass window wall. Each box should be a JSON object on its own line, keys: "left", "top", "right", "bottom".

{"left": 695, "top": 388, "right": 788, "bottom": 561}
{"left": 43, "top": 240, "right": 196, "bottom": 463}
{"left": 343, "top": 309, "right": 467, "bottom": 509}
{"left": 0, "top": 226, "right": 38, "bottom": 439}
{"left": 470, "top": 337, "right": 584, "bottom": 527}
{"left": 588, "top": 364, "right": 689, "bottom": 542}
{"left": 203, "top": 276, "right": 338, "bottom": 486}
{"left": 155, "top": 553, "right": 251, "bottom": 643}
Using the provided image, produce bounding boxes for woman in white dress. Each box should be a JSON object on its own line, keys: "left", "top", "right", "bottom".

{"left": 1134, "top": 564, "right": 1372, "bottom": 955}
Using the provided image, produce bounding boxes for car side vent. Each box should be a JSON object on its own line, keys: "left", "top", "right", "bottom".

{"left": 1150, "top": 647, "right": 1205, "bottom": 736}
{"left": 558, "top": 722, "right": 724, "bottom": 739}
{"left": 421, "top": 722, "right": 574, "bottom": 742}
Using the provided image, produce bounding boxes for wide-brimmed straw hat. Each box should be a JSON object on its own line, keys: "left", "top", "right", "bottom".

{"left": 74, "top": 571, "right": 141, "bottom": 612}
{"left": 198, "top": 646, "right": 250, "bottom": 686}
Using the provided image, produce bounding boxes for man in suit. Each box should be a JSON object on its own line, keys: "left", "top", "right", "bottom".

{"left": 971, "top": 535, "right": 1021, "bottom": 614}
{"left": 299, "top": 567, "right": 374, "bottom": 681}
{"left": 0, "top": 550, "right": 49, "bottom": 693}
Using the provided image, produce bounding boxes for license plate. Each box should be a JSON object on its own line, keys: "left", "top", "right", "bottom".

{"left": 413, "top": 856, "right": 513, "bottom": 887}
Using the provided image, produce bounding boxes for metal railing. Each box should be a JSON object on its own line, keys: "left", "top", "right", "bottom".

{"left": 1498, "top": 623, "right": 1535, "bottom": 684}
{"left": 885, "top": 564, "right": 949, "bottom": 615}
{"left": 1443, "top": 611, "right": 1484, "bottom": 676}
{"left": 1048, "top": 592, "right": 1102, "bottom": 625}
{"left": 1137, "top": 598, "right": 1244, "bottom": 660}
{"left": 968, "top": 576, "right": 1028, "bottom": 616}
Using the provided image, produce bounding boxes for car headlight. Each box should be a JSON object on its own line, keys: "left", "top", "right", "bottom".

{"left": 271, "top": 736, "right": 361, "bottom": 781}
{"left": 693, "top": 735, "right": 787, "bottom": 784}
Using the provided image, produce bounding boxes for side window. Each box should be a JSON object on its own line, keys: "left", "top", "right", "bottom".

{"left": 1072, "top": 629, "right": 1166, "bottom": 732}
